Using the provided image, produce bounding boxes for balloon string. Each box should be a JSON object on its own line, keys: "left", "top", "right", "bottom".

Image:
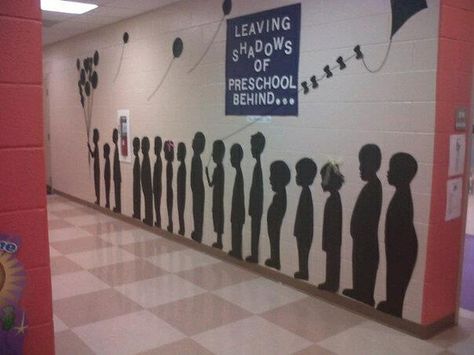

{"left": 188, "top": 16, "right": 225, "bottom": 74}
{"left": 362, "top": 40, "right": 393, "bottom": 73}
{"left": 113, "top": 44, "right": 126, "bottom": 83}
{"left": 147, "top": 58, "right": 175, "bottom": 101}
{"left": 205, "top": 118, "right": 261, "bottom": 168}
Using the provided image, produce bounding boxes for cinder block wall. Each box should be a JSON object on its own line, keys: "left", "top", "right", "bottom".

{"left": 0, "top": 0, "right": 54, "bottom": 353}
{"left": 43, "top": 0, "right": 471, "bottom": 326}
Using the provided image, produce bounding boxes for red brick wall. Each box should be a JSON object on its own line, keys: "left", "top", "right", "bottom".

{"left": 0, "top": 0, "right": 54, "bottom": 353}
{"left": 422, "top": 0, "right": 474, "bottom": 325}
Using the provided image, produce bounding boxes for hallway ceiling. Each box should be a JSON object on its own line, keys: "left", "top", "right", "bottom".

{"left": 42, "top": 0, "right": 181, "bottom": 46}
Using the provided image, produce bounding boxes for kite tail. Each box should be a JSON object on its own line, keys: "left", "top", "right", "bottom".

{"left": 361, "top": 39, "right": 393, "bottom": 73}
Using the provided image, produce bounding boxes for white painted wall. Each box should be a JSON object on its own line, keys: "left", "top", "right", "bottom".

{"left": 43, "top": 0, "right": 441, "bottom": 323}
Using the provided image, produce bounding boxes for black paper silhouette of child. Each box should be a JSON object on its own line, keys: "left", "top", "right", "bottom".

{"left": 141, "top": 137, "right": 153, "bottom": 226}
{"left": 103, "top": 143, "right": 111, "bottom": 209}
{"left": 229, "top": 144, "right": 245, "bottom": 259}
{"left": 246, "top": 132, "right": 265, "bottom": 263}
{"left": 294, "top": 158, "right": 317, "bottom": 280}
{"left": 205, "top": 140, "right": 225, "bottom": 249}
{"left": 377, "top": 153, "right": 418, "bottom": 318}
{"left": 132, "top": 137, "right": 141, "bottom": 220}
{"left": 343, "top": 144, "right": 382, "bottom": 307}
{"left": 177, "top": 142, "right": 186, "bottom": 236}
{"left": 88, "top": 129, "right": 100, "bottom": 205}
{"left": 191, "top": 132, "right": 206, "bottom": 243}
{"left": 266, "top": 161, "right": 291, "bottom": 270}
{"left": 318, "top": 162, "right": 344, "bottom": 292}
{"left": 153, "top": 136, "right": 163, "bottom": 228}
{"left": 112, "top": 129, "right": 121, "bottom": 213}
{"left": 164, "top": 141, "right": 175, "bottom": 233}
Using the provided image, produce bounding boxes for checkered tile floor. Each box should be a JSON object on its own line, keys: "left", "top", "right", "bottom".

{"left": 48, "top": 195, "right": 474, "bottom": 355}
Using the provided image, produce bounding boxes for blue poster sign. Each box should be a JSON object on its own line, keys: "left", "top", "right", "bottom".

{"left": 225, "top": 4, "right": 301, "bottom": 116}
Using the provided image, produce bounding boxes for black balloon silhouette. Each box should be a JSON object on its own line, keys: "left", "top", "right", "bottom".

{"left": 294, "top": 158, "right": 317, "bottom": 281}
{"left": 229, "top": 144, "right": 245, "bottom": 260}
{"left": 173, "top": 38, "right": 183, "bottom": 58}
{"left": 148, "top": 38, "right": 184, "bottom": 100}
{"left": 112, "top": 129, "right": 121, "bottom": 213}
{"left": 132, "top": 137, "right": 141, "bottom": 220}
{"left": 177, "top": 142, "right": 187, "bottom": 236}
{"left": 223, "top": 0, "right": 232, "bottom": 15}
{"left": 141, "top": 137, "right": 153, "bottom": 226}
{"left": 93, "top": 50, "right": 99, "bottom": 66}
{"left": 391, "top": 0, "right": 427, "bottom": 39}
{"left": 91, "top": 71, "right": 98, "bottom": 89}
{"left": 265, "top": 161, "right": 291, "bottom": 270}
{"left": 153, "top": 137, "right": 163, "bottom": 228}
{"left": 87, "top": 129, "right": 100, "bottom": 205}
{"left": 206, "top": 140, "right": 225, "bottom": 249}
{"left": 377, "top": 153, "right": 418, "bottom": 318}
{"left": 103, "top": 143, "right": 111, "bottom": 209}
{"left": 114, "top": 32, "right": 130, "bottom": 82}
{"left": 164, "top": 141, "right": 175, "bottom": 233}
{"left": 76, "top": 58, "right": 80, "bottom": 70}
{"left": 191, "top": 132, "right": 206, "bottom": 243}
{"left": 246, "top": 132, "right": 265, "bottom": 263}
{"left": 188, "top": 1, "right": 231, "bottom": 73}
{"left": 318, "top": 162, "right": 345, "bottom": 292}
{"left": 343, "top": 144, "right": 382, "bottom": 307}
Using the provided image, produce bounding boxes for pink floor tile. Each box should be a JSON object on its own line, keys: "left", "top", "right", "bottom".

{"left": 54, "top": 288, "right": 142, "bottom": 327}
{"left": 151, "top": 293, "right": 252, "bottom": 336}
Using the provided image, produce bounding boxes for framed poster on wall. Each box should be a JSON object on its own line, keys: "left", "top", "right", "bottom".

{"left": 117, "top": 109, "right": 131, "bottom": 163}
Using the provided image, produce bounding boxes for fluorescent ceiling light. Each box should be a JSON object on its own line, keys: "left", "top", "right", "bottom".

{"left": 41, "top": 0, "right": 98, "bottom": 14}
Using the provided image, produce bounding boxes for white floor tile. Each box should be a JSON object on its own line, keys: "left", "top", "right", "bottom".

{"left": 54, "top": 315, "right": 68, "bottom": 333}
{"left": 146, "top": 249, "right": 220, "bottom": 273}
{"left": 212, "top": 278, "right": 308, "bottom": 314}
{"left": 317, "top": 321, "right": 443, "bottom": 355}
{"left": 466, "top": 195, "right": 474, "bottom": 235}
{"left": 64, "top": 214, "right": 116, "bottom": 227}
{"left": 448, "top": 333, "right": 474, "bottom": 355}
{"left": 52, "top": 271, "right": 109, "bottom": 300}
{"left": 73, "top": 310, "right": 184, "bottom": 355}
{"left": 49, "top": 226, "right": 92, "bottom": 242}
{"left": 99, "top": 229, "right": 159, "bottom": 246}
{"left": 47, "top": 202, "right": 77, "bottom": 212}
{"left": 66, "top": 246, "right": 137, "bottom": 269}
{"left": 192, "top": 316, "right": 312, "bottom": 354}
{"left": 114, "top": 274, "right": 206, "bottom": 308}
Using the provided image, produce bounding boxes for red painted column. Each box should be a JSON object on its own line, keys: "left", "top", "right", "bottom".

{"left": 422, "top": 0, "right": 474, "bottom": 325}
{"left": 0, "top": 0, "right": 55, "bottom": 353}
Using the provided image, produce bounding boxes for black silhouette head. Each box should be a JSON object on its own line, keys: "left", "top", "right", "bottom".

{"left": 113, "top": 129, "right": 118, "bottom": 144}
{"left": 103, "top": 143, "right": 110, "bottom": 158}
{"left": 133, "top": 137, "right": 140, "bottom": 156}
{"left": 251, "top": 132, "right": 265, "bottom": 158}
{"left": 295, "top": 158, "right": 317, "bottom": 187}
{"left": 154, "top": 136, "right": 162, "bottom": 156}
{"left": 164, "top": 141, "right": 175, "bottom": 162}
{"left": 141, "top": 137, "right": 150, "bottom": 154}
{"left": 230, "top": 144, "right": 243, "bottom": 168}
{"left": 192, "top": 132, "right": 206, "bottom": 154}
{"left": 387, "top": 152, "right": 418, "bottom": 188}
{"left": 359, "top": 144, "right": 381, "bottom": 181}
{"left": 321, "top": 162, "right": 345, "bottom": 192}
{"left": 270, "top": 161, "right": 291, "bottom": 192}
{"left": 212, "top": 140, "right": 225, "bottom": 164}
{"left": 93, "top": 129, "right": 99, "bottom": 144}
{"left": 177, "top": 142, "right": 186, "bottom": 162}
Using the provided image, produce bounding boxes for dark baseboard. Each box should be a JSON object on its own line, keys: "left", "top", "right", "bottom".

{"left": 51, "top": 188, "right": 456, "bottom": 339}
